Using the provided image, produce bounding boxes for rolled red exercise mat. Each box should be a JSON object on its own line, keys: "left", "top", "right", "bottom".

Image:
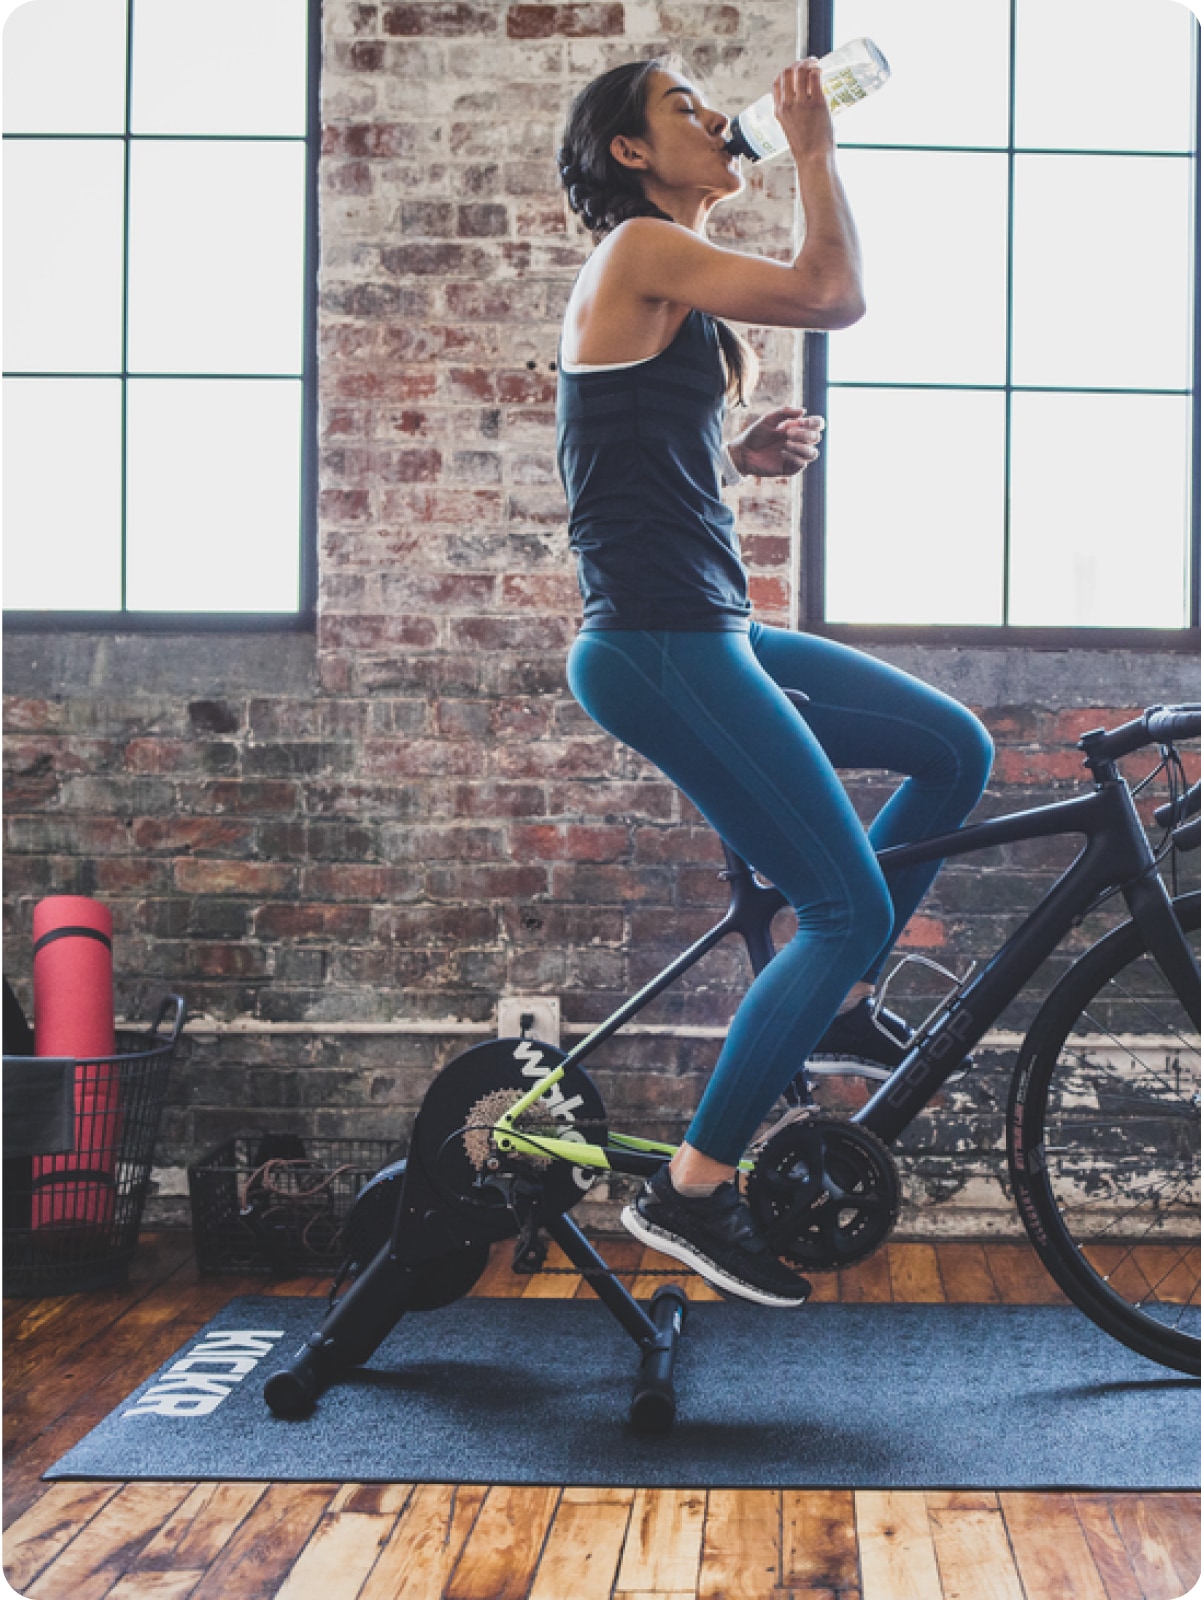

{"left": 32, "top": 896, "right": 120, "bottom": 1228}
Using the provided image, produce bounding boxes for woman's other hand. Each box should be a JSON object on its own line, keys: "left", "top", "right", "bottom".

{"left": 773, "top": 59, "right": 836, "bottom": 160}
{"left": 730, "top": 408, "right": 825, "bottom": 478}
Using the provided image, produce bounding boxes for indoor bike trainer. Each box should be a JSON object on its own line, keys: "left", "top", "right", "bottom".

{"left": 263, "top": 699, "right": 1201, "bottom": 1429}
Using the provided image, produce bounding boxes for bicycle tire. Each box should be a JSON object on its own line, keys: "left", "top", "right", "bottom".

{"left": 1008, "top": 889, "right": 1201, "bottom": 1374}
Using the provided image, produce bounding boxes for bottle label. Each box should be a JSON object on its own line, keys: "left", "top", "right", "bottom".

{"left": 824, "top": 67, "right": 869, "bottom": 114}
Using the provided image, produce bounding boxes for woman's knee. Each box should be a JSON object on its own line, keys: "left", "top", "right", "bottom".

{"left": 796, "top": 866, "right": 894, "bottom": 971}
{"left": 951, "top": 704, "right": 995, "bottom": 801}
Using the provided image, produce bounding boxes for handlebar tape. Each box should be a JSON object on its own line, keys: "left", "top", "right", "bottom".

{"left": 1146, "top": 704, "right": 1201, "bottom": 746}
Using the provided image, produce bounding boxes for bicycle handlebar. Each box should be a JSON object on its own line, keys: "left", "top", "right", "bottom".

{"left": 1079, "top": 704, "right": 1201, "bottom": 767}
{"left": 1147, "top": 704, "right": 1201, "bottom": 745}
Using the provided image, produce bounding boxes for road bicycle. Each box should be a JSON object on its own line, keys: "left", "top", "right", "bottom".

{"left": 264, "top": 698, "right": 1201, "bottom": 1432}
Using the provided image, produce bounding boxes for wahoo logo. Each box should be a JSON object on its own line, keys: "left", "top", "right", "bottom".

{"left": 122, "top": 1329, "right": 286, "bottom": 1418}
{"left": 514, "top": 1040, "right": 593, "bottom": 1191}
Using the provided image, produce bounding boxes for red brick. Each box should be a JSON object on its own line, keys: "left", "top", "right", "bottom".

{"left": 185, "top": 780, "right": 300, "bottom": 815}
{"left": 133, "top": 818, "right": 256, "bottom": 855}
{"left": 994, "top": 747, "right": 1101, "bottom": 785}
{"left": 501, "top": 573, "right": 580, "bottom": 610}
{"left": 896, "top": 915, "right": 948, "bottom": 950}
{"left": 375, "top": 906, "right": 498, "bottom": 945}
{"left": 381, "top": 242, "right": 491, "bottom": 277}
{"left": 383, "top": 2, "right": 498, "bottom": 35}
{"left": 633, "top": 826, "right": 723, "bottom": 865}
{"left": 506, "top": 4, "right": 624, "bottom": 38}
{"left": 660, "top": 3, "right": 738, "bottom": 36}
{"left": 453, "top": 782, "right": 547, "bottom": 818}
{"left": 90, "top": 858, "right": 171, "bottom": 894}
{"left": 567, "top": 824, "right": 631, "bottom": 861}
{"left": 424, "top": 863, "right": 549, "bottom": 900}
{"left": 360, "top": 739, "right": 481, "bottom": 778}
{"left": 254, "top": 904, "right": 374, "bottom": 940}
{"left": 325, "top": 159, "right": 374, "bottom": 194}
{"left": 316, "top": 615, "right": 439, "bottom": 651}
{"left": 301, "top": 863, "right": 422, "bottom": 900}
{"left": 748, "top": 574, "right": 790, "bottom": 613}
{"left": 381, "top": 573, "right": 496, "bottom": 610}
{"left": 319, "top": 488, "right": 372, "bottom": 523}
{"left": 173, "top": 859, "right": 297, "bottom": 897}
{"left": 496, "top": 370, "right": 557, "bottom": 404}
{"left": 3, "top": 699, "right": 69, "bottom": 733}
{"left": 490, "top": 739, "right": 615, "bottom": 779}
{"left": 329, "top": 370, "right": 438, "bottom": 402}
{"left": 450, "top": 616, "right": 573, "bottom": 652}
{"left": 1048, "top": 707, "right": 1137, "bottom": 744}
{"left": 189, "top": 943, "right": 269, "bottom": 979}
{"left": 348, "top": 39, "right": 386, "bottom": 67}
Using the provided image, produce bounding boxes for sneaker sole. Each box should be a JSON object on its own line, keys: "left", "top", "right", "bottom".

{"left": 809, "top": 1049, "right": 970, "bottom": 1084}
{"left": 620, "top": 1205, "right": 809, "bottom": 1309}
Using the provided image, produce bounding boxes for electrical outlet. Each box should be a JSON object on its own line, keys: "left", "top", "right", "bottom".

{"left": 497, "top": 996, "right": 561, "bottom": 1048}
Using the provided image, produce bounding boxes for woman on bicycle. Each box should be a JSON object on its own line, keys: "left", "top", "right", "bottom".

{"left": 555, "top": 56, "right": 994, "bottom": 1306}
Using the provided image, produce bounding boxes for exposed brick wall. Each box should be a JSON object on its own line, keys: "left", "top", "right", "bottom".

{"left": 4, "top": 1, "right": 1198, "bottom": 1239}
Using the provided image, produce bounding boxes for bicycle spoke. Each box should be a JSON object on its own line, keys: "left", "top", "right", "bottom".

{"left": 1075, "top": 1179, "right": 1196, "bottom": 1275}
{"left": 1061, "top": 1008, "right": 1197, "bottom": 1106}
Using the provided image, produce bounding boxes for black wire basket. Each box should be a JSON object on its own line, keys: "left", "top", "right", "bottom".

{"left": 188, "top": 1132, "right": 397, "bottom": 1277}
{"left": 2, "top": 995, "right": 185, "bottom": 1297}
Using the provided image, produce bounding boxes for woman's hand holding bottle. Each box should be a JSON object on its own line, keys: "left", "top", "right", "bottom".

{"left": 772, "top": 60, "right": 837, "bottom": 161}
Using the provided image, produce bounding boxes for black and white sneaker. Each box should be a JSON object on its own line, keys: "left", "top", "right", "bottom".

{"left": 814, "top": 996, "right": 913, "bottom": 1068}
{"left": 621, "top": 1166, "right": 811, "bottom": 1308}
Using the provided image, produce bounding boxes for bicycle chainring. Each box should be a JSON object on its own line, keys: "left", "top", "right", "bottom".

{"left": 746, "top": 1112, "right": 900, "bottom": 1273}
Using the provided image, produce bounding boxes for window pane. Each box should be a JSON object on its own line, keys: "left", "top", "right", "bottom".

{"left": 130, "top": 0, "right": 308, "bottom": 136}
{"left": 126, "top": 141, "right": 307, "bottom": 375}
{"left": 1009, "top": 393, "right": 1191, "bottom": 628}
{"left": 824, "top": 388, "right": 1007, "bottom": 624}
{"left": 125, "top": 379, "right": 302, "bottom": 612}
{"left": 829, "top": 151, "right": 1009, "bottom": 386}
{"left": 3, "top": 140, "right": 125, "bottom": 373}
{"left": 833, "top": 0, "right": 1011, "bottom": 149}
{"left": 3, "top": 0, "right": 127, "bottom": 134}
{"left": 1016, "top": 0, "right": 1196, "bottom": 153}
{"left": 1011, "top": 154, "right": 1193, "bottom": 390}
{"left": 3, "top": 379, "right": 123, "bottom": 610}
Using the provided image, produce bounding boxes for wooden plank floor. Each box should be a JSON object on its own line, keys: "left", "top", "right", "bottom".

{"left": 5, "top": 1234, "right": 1201, "bottom": 1600}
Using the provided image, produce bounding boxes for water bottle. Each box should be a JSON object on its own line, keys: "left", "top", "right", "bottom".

{"left": 724, "top": 38, "right": 891, "bottom": 162}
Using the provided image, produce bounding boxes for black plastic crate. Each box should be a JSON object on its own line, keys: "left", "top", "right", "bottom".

{"left": 3, "top": 995, "right": 185, "bottom": 1297}
{"left": 188, "top": 1131, "right": 397, "bottom": 1277}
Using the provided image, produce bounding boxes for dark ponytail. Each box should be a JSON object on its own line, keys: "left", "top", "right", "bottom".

{"left": 557, "top": 56, "right": 758, "bottom": 407}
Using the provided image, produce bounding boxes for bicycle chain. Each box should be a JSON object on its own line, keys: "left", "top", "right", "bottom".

{"left": 494, "top": 1112, "right": 814, "bottom": 1279}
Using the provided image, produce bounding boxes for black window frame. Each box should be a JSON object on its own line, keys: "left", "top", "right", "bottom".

{"left": 801, "top": 0, "right": 1201, "bottom": 650}
{"left": 2, "top": 0, "right": 322, "bottom": 635}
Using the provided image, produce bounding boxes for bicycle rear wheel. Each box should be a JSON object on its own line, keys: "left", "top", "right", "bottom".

{"left": 1008, "top": 890, "right": 1201, "bottom": 1374}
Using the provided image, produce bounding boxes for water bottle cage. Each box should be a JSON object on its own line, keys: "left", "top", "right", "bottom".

{"left": 872, "top": 954, "right": 979, "bottom": 1050}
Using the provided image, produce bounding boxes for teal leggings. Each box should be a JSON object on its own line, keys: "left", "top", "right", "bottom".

{"left": 567, "top": 622, "right": 994, "bottom": 1165}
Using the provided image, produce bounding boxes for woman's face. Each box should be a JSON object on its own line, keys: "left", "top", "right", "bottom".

{"left": 612, "top": 68, "right": 745, "bottom": 209}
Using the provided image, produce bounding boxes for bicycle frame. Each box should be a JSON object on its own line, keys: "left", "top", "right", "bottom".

{"left": 494, "top": 767, "right": 1201, "bottom": 1166}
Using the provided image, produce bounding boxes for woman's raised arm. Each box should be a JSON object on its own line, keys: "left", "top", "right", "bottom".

{"left": 608, "top": 62, "right": 865, "bottom": 330}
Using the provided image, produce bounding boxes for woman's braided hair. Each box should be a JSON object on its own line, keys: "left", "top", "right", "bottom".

{"left": 557, "top": 55, "right": 757, "bottom": 407}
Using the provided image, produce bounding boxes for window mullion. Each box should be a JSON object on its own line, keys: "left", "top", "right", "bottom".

{"left": 1192, "top": 27, "right": 1201, "bottom": 627}
{"left": 1001, "top": 0, "right": 1019, "bottom": 627}
{"left": 120, "top": 0, "right": 135, "bottom": 612}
